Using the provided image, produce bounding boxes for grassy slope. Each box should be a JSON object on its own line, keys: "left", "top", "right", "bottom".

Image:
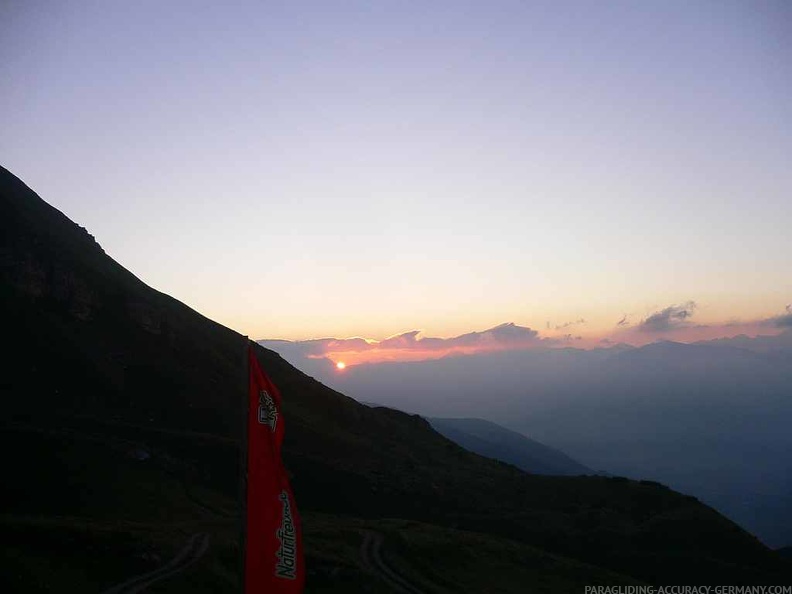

{"left": 0, "top": 416, "right": 242, "bottom": 591}
{"left": 2, "top": 417, "right": 644, "bottom": 593}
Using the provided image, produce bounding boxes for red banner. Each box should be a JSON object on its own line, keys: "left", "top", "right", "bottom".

{"left": 245, "top": 345, "right": 305, "bottom": 593}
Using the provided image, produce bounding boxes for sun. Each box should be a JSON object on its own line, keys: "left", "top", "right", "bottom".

{"left": 336, "top": 361, "right": 346, "bottom": 370}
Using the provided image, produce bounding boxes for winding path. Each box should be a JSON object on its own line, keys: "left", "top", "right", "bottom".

{"left": 101, "top": 532, "right": 210, "bottom": 594}
{"left": 359, "top": 530, "right": 426, "bottom": 594}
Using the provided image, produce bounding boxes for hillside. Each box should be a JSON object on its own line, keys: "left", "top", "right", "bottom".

{"left": 2, "top": 165, "right": 790, "bottom": 591}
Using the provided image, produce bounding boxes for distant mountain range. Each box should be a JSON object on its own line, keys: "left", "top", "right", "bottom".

{"left": 273, "top": 332, "right": 792, "bottom": 549}
{"left": 360, "top": 406, "right": 593, "bottom": 476}
{"left": 426, "top": 417, "right": 593, "bottom": 476}
{"left": 3, "top": 165, "right": 791, "bottom": 590}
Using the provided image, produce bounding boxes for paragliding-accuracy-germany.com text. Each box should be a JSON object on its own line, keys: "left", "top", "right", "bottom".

{"left": 584, "top": 586, "right": 792, "bottom": 594}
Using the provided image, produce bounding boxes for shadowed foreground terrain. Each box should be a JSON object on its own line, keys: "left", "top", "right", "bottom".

{"left": 2, "top": 165, "right": 790, "bottom": 591}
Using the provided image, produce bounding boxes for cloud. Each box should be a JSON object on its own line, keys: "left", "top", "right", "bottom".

{"left": 637, "top": 301, "right": 697, "bottom": 333}
{"left": 296, "top": 336, "right": 374, "bottom": 356}
{"left": 560, "top": 334, "right": 583, "bottom": 342}
{"left": 260, "top": 323, "right": 552, "bottom": 366}
{"left": 753, "top": 305, "right": 792, "bottom": 329}
{"left": 481, "top": 322, "right": 541, "bottom": 343}
{"left": 603, "top": 303, "right": 792, "bottom": 346}
{"left": 769, "top": 304, "right": 792, "bottom": 328}
{"left": 554, "top": 318, "right": 586, "bottom": 330}
{"left": 616, "top": 315, "right": 629, "bottom": 327}
{"left": 373, "top": 323, "right": 544, "bottom": 353}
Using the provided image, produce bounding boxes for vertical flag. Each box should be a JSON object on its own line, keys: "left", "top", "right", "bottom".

{"left": 244, "top": 344, "right": 305, "bottom": 593}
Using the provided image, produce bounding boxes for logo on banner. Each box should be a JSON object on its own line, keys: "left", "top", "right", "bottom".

{"left": 257, "top": 389, "right": 278, "bottom": 431}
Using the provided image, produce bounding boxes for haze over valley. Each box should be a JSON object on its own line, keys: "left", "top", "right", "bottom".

{"left": 262, "top": 329, "right": 792, "bottom": 548}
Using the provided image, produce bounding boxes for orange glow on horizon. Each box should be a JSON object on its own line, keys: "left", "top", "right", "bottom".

{"left": 319, "top": 343, "right": 547, "bottom": 367}
{"left": 308, "top": 322, "right": 789, "bottom": 368}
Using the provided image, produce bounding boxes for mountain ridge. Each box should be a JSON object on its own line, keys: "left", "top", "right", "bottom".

{"left": 427, "top": 416, "right": 593, "bottom": 476}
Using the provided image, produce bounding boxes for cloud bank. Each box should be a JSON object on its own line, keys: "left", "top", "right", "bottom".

{"left": 264, "top": 323, "right": 555, "bottom": 366}
{"left": 611, "top": 302, "right": 792, "bottom": 344}
{"left": 769, "top": 305, "right": 792, "bottom": 328}
{"left": 260, "top": 305, "right": 792, "bottom": 367}
{"left": 637, "top": 301, "right": 697, "bottom": 333}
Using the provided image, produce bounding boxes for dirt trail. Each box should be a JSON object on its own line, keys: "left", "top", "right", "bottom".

{"left": 101, "top": 532, "right": 210, "bottom": 594}
{"left": 359, "top": 530, "right": 426, "bottom": 594}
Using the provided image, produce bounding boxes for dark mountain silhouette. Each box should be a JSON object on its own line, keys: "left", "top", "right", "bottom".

{"left": 357, "top": 402, "right": 591, "bottom": 477}
{"left": 2, "top": 165, "right": 790, "bottom": 591}
{"left": 427, "top": 417, "right": 592, "bottom": 476}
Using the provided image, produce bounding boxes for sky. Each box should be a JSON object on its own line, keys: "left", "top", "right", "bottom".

{"left": 2, "top": 0, "right": 791, "bottom": 352}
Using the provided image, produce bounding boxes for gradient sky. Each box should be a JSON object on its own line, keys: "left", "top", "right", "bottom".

{"left": 2, "top": 1, "right": 790, "bottom": 346}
